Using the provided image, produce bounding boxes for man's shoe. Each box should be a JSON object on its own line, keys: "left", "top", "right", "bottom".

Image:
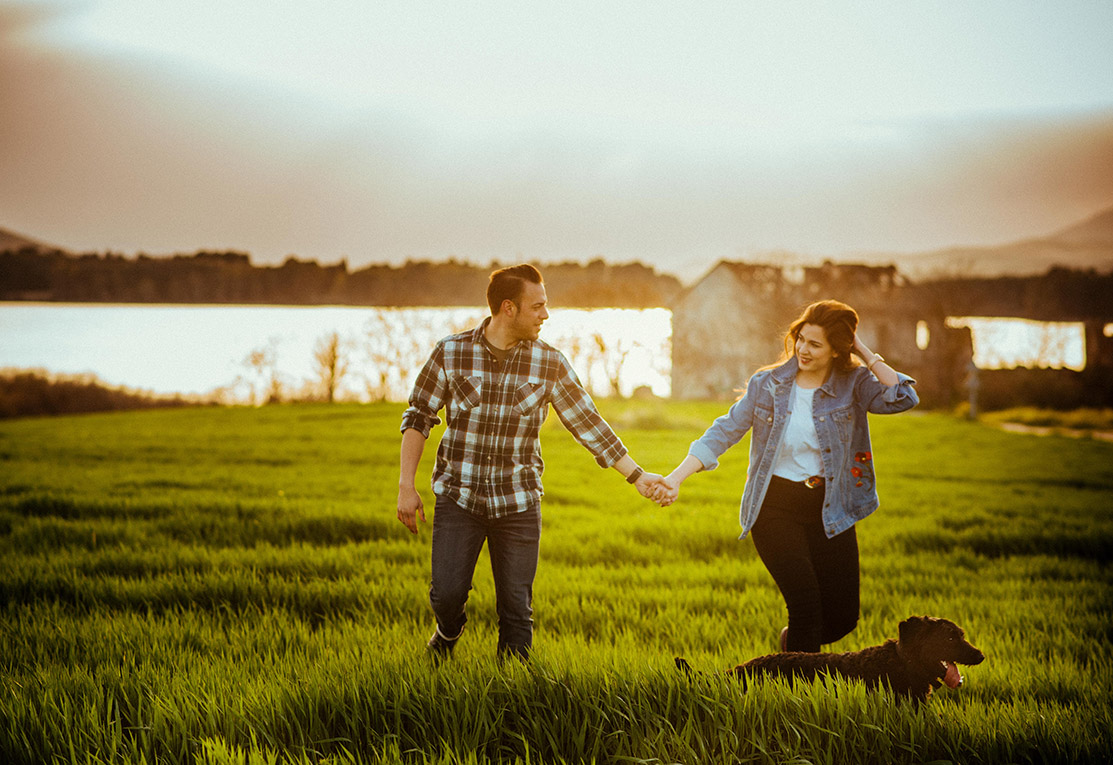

{"left": 497, "top": 643, "right": 530, "bottom": 664}
{"left": 427, "top": 628, "right": 460, "bottom": 661}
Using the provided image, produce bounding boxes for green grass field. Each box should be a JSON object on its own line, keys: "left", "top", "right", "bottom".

{"left": 2, "top": 402, "right": 1111, "bottom": 764}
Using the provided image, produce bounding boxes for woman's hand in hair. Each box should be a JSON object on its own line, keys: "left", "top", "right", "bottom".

{"left": 853, "top": 332, "right": 900, "bottom": 385}
{"left": 851, "top": 333, "right": 873, "bottom": 360}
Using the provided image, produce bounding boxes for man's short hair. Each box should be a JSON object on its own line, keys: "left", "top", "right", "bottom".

{"left": 487, "top": 264, "right": 543, "bottom": 315}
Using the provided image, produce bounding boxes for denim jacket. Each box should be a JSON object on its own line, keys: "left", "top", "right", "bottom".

{"left": 688, "top": 357, "right": 919, "bottom": 539}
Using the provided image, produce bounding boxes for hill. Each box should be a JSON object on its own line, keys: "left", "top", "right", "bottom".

{"left": 1052, "top": 206, "right": 1113, "bottom": 246}
{"left": 0, "top": 227, "right": 64, "bottom": 255}
{"left": 850, "top": 204, "right": 1113, "bottom": 278}
{"left": 898, "top": 237, "right": 1113, "bottom": 278}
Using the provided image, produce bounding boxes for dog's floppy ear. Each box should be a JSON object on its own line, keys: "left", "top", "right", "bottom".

{"left": 899, "top": 616, "right": 930, "bottom": 643}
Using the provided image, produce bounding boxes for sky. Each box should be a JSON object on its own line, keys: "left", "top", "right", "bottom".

{"left": 2, "top": 0, "right": 1113, "bottom": 280}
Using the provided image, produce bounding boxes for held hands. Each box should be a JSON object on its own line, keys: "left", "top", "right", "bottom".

{"left": 634, "top": 472, "right": 679, "bottom": 507}
{"left": 654, "top": 475, "right": 680, "bottom": 506}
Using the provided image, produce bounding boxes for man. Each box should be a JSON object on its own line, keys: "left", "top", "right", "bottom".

{"left": 397, "top": 264, "right": 666, "bottom": 661}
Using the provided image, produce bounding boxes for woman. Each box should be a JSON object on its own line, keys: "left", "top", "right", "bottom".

{"left": 657, "top": 300, "right": 918, "bottom": 652}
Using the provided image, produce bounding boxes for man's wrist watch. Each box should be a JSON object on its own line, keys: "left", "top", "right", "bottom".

{"left": 626, "top": 466, "right": 644, "bottom": 484}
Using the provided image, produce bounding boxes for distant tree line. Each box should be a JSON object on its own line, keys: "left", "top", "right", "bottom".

{"left": 0, "top": 248, "right": 683, "bottom": 308}
{"left": 0, "top": 369, "right": 204, "bottom": 419}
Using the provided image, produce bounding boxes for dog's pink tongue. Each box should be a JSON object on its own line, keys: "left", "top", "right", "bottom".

{"left": 943, "top": 662, "right": 963, "bottom": 689}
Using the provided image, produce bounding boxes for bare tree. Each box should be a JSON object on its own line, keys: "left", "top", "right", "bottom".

{"left": 314, "top": 331, "right": 350, "bottom": 403}
{"left": 240, "top": 341, "right": 282, "bottom": 406}
{"left": 361, "top": 315, "right": 401, "bottom": 402}
{"left": 592, "top": 332, "right": 633, "bottom": 398}
{"left": 360, "top": 311, "right": 423, "bottom": 403}
{"left": 360, "top": 308, "right": 485, "bottom": 402}
{"left": 561, "top": 333, "right": 595, "bottom": 393}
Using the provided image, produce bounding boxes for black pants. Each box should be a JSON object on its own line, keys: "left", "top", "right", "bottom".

{"left": 750, "top": 476, "right": 860, "bottom": 652}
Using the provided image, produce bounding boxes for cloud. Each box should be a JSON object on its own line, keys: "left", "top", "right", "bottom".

{"left": 0, "top": 1, "right": 80, "bottom": 38}
{"left": 2, "top": 7, "right": 1112, "bottom": 278}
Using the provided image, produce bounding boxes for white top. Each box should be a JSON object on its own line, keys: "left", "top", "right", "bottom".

{"left": 772, "top": 383, "right": 824, "bottom": 481}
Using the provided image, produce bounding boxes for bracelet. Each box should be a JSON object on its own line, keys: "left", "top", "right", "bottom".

{"left": 867, "top": 354, "right": 885, "bottom": 371}
{"left": 626, "top": 466, "right": 644, "bottom": 484}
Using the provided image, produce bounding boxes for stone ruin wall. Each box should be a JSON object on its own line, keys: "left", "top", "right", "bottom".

{"left": 671, "top": 262, "right": 1112, "bottom": 406}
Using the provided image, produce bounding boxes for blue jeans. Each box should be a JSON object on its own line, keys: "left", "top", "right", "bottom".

{"left": 429, "top": 496, "right": 542, "bottom": 659}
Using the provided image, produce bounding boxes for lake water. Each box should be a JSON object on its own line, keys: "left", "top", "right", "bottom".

{"left": 0, "top": 303, "right": 1094, "bottom": 404}
{"left": 0, "top": 303, "right": 673, "bottom": 402}
{"left": 946, "top": 317, "right": 1087, "bottom": 372}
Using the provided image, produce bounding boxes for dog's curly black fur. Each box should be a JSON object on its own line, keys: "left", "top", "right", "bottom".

{"left": 676, "top": 616, "right": 984, "bottom": 703}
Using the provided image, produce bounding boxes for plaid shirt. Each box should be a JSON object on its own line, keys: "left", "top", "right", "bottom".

{"left": 401, "top": 318, "right": 628, "bottom": 518}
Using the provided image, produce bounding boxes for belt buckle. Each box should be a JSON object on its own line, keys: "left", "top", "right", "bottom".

{"left": 804, "top": 475, "right": 824, "bottom": 489}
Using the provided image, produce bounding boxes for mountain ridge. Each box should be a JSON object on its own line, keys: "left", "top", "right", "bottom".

{"left": 896, "top": 204, "right": 1113, "bottom": 277}
{"left": 1051, "top": 206, "right": 1113, "bottom": 246}
{"left": 4, "top": 203, "right": 1112, "bottom": 279}
{"left": 0, "top": 228, "right": 64, "bottom": 255}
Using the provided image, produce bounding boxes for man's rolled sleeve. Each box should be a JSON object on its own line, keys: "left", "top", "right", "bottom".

{"left": 400, "top": 407, "right": 441, "bottom": 439}
{"left": 400, "top": 345, "right": 447, "bottom": 438}
{"left": 551, "top": 358, "right": 628, "bottom": 468}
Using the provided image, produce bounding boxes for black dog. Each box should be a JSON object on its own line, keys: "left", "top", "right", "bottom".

{"left": 676, "top": 616, "right": 984, "bottom": 703}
